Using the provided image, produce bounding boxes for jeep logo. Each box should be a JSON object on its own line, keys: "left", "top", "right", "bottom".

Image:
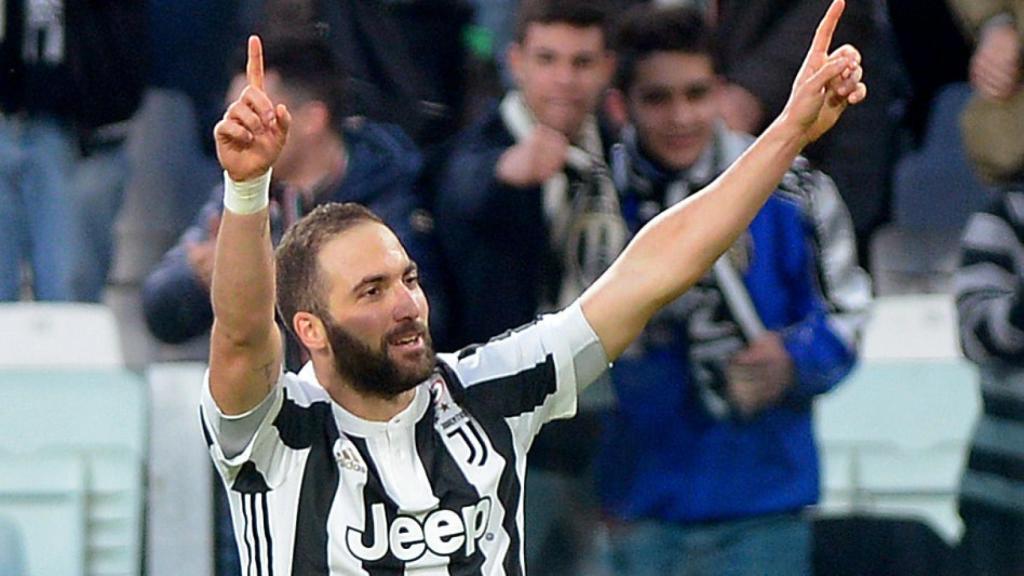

{"left": 346, "top": 497, "right": 493, "bottom": 562}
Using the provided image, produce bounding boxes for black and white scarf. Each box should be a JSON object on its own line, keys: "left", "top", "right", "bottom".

{"left": 500, "top": 91, "right": 628, "bottom": 310}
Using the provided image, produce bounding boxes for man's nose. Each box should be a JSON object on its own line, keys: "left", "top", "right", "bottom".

{"left": 392, "top": 284, "right": 421, "bottom": 321}
{"left": 671, "top": 99, "right": 696, "bottom": 124}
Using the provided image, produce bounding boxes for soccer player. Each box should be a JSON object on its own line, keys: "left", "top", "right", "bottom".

{"left": 201, "top": 1, "right": 866, "bottom": 573}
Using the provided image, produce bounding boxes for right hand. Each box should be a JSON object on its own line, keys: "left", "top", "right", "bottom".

{"left": 495, "top": 124, "right": 570, "bottom": 188}
{"left": 214, "top": 36, "right": 292, "bottom": 182}
{"left": 971, "top": 22, "right": 1021, "bottom": 101}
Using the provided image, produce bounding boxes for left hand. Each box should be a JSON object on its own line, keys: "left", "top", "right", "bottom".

{"left": 780, "top": 0, "right": 868, "bottom": 145}
{"left": 726, "top": 333, "right": 795, "bottom": 418}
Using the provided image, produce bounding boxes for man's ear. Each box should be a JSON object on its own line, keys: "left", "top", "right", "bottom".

{"left": 507, "top": 42, "right": 525, "bottom": 87}
{"left": 293, "top": 311, "right": 328, "bottom": 352}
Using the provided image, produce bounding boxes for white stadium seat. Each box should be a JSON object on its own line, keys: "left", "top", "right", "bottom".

{"left": 0, "top": 303, "right": 123, "bottom": 368}
{"left": 0, "top": 370, "right": 146, "bottom": 576}
{"left": 815, "top": 294, "right": 980, "bottom": 543}
{"left": 145, "top": 362, "right": 214, "bottom": 576}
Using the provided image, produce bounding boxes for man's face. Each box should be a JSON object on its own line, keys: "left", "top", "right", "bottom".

{"left": 625, "top": 52, "right": 719, "bottom": 171}
{"left": 508, "top": 22, "right": 614, "bottom": 137}
{"left": 316, "top": 222, "right": 434, "bottom": 397}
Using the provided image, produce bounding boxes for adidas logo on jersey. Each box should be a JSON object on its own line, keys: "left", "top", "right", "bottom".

{"left": 346, "top": 497, "right": 493, "bottom": 562}
{"left": 333, "top": 440, "right": 367, "bottom": 474}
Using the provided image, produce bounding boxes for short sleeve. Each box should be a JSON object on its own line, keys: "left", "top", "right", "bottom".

{"left": 199, "top": 370, "right": 289, "bottom": 487}
{"left": 440, "top": 301, "right": 608, "bottom": 447}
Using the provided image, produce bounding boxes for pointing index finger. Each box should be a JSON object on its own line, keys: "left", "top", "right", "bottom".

{"left": 810, "top": 0, "right": 845, "bottom": 57}
{"left": 247, "top": 35, "right": 265, "bottom": 91}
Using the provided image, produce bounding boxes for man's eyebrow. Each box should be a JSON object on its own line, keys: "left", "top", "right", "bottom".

{"left": 352, "top": 274, "right": 386, "bottom": 294}
{"left": 351, "top": 262, "right": 418, "bottom": 294}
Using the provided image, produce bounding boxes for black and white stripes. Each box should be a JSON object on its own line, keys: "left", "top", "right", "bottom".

{"left": 238, "top": 492, "right": 275, "bottom": 576}
{"left": 202, "top": 302, "right": 607, "bottom": 575}
{"left": 956, "top": 190, "right": 1024, "bottom": 515}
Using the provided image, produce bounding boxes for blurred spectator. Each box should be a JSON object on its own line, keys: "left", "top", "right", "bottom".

{"left": 66, "top": 0, "right": 148, "bottom": 302}
{"left": 886, "top": 0, "right": 970, "bottom": 144}
{"left": 435, "top": 0, "right": 621, "bottom": 347}
{"left": 955, "top": 189, "right": 1024, "bottom": 575}
{"left": 148, "top": 0, "right": 244, "bottom": 159}
{"left": 433, "top": 0, "right": 620, "bottom": 572}
{"left": 599, "top": 5, "right": 870, "bottom": 575}
{"left": 714, "top": 0, "right": 899, "bottom": 262}
{"left": 948, "top": 0, "right": 1024, "bottom": 186}
{"left": 142, "top": 36, "right": 447, "bottom": 352}
{"left": 0, "top": 0, "right": 145, "bottom": 301}
{"left": 240, "top": 0, "right": 475, "bottom": 149}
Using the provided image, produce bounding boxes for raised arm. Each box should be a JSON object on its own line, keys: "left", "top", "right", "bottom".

{"left": 208, "top": 36, "right": 292, "bottom": 415}
{"left": 581, "top": 0, "right": 867, "bottom": 360}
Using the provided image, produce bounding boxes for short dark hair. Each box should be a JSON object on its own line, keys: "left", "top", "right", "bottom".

{"left": 612, "top": 4, "right": 713, "bottom": 91}
{"left": 275, "top": 203, "right": 384, "bottom": 333}
{"left": 259, "top": 35, "right": 348, "bottom": 133}
{"left": 514, "top": 0, "right": 612, "bottom": 44}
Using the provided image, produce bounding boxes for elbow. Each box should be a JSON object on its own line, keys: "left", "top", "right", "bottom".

{"left": 211, "top": 318, "right": 273, "bottom": 351}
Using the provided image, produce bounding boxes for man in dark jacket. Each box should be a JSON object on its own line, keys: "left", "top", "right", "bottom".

{"left": 142, "top": 37, "right": 445, "bottom": 350}
{"left": 433, "top": 1, "right": 620, "bottom": 572}
{"left": 435, "top": 0, "right": 620, "bottom": 349}
{"left": 0, "top": 0, "right": 145, "bottom": 301}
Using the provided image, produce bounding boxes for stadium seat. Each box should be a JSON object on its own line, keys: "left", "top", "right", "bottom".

{"left": 0, "top": 454, "right": 87, "bottom": 576}
{"left": 870, "top": 227, "right": 960, "bottom": 295}
{"left": 0, "top": 303, "right": 124, "bottom": 368}
{"left": 813, "top": 514, "right": 957, "bottom": 576}
{"left": 815, "top": 294, "right": 980, "bottom": 542}
{"left": 146, "top": 362, "right": 214, "bottom": 576}
{"left": 0, "top": 370, "right": 146, "bottom": 576}
{"left": 890, "top": 83, "right": 995, "bottom": 231}
{"left": 874, "top": 82, "right": 996, "bottom": 296}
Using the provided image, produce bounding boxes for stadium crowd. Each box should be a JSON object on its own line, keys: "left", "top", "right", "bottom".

{"left": 1, "top": 0, "right": 1022, "bottom": 575}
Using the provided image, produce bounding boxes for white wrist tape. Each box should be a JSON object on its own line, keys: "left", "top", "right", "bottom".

{"left": 223, "top": 169, "right": 272, "bottom": 215}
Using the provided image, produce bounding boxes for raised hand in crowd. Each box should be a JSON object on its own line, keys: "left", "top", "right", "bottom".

{"left": 495, "top": 124, "right": 571, "bottom": 187}
{"left": 970, "top": 20, "right": 1021, "bottom": 101}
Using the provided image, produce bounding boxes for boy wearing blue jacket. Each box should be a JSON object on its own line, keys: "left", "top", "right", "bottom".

{"left": 599, "top": 5, "right": 871, "bottom": 575}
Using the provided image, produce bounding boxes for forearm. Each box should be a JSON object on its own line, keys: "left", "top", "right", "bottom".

{"left": 209, "top": 172, "right": 282, "bottom": 414}
{"left": 631, "top": 118, "right": 806, "bottom": 302}
{"left": 783, "top": 313, "right": 858, "bottom": 398}
{"left": 584, "top": 119, "right": 806, "bottom": 358}
{"left": 211, "top": 173, "right": 277, "bottom": 345}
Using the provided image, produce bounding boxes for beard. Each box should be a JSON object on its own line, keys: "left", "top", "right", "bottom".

{"left": 322, "top": 316, "right": 436, "bottom": 399}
